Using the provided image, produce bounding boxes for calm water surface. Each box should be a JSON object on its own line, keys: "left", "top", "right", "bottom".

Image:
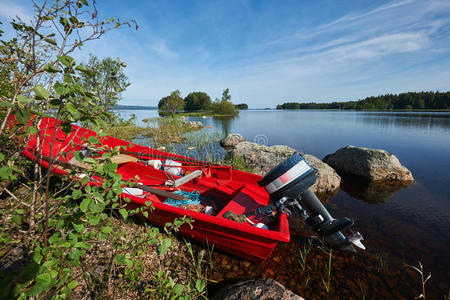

{"left": 117, "top": 109, "right": 450, "bottom": 297}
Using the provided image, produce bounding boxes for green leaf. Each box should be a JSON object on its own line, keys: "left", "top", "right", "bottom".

{"left": 66, "top": 104, "right": 81, "bottom": 119}
{"left": 111, "top": 184, "right": 122, "bottom": 195}
{"left": 17, "top": 95, "right": 32, "bottom": 103}
{"left": 87, "top": 136, "right": 99, "bottom": 144}
{"left": 174, "top": 283, "right": 183, "bottom": 295}
{"left": 33, "top": 86, "right": 49, "bottom": 99}
{"left": 27, "top": 283, "right": 46, "bottom": 296}
{"left": 157, "top": 238, "right": 172, "bottom": 255}
{"left": 0, "top": 166, "right": 15, "bottom": 180}
{"left": 57, "top": 55, "right": 75, "bottom": 67}
{"left": 0, "top": 101, "right": 13, "bottom": 107}
{"left": 88, "top": 215, "right": 99, "bottom": 226}
{"left": 124, "top": 258, "right": 132, "bottom": 268}
{"left": 24, "top": 126, "right": 37, "bottom": 135}
{"left": 72, "top": 189, "right": 82, "bottom": 200}
{"left": 74, "top": 242, "right": 90, "bottom": 249}
{"left": 43, "top": 38, "right": 57, "bottom": 46}
{"left": 68, "top": 280, "right": 78, "bottom": 289}
{"left": 44, "top": 63, "right": 60, "bottom": 73}
{"left": 69, "top": 16, "right": 79, "bottom": 24}
{"left": 56, "top": 219, "right": 64, "bottom": 230}
{"left": 36, "top": 272, "right": 52, "bottom": 287}
{"left": 53, "top": 82, "right": 68, "bottom": 95}
{"left": 11, "top": 214, "right": 22, "bottom": 225}
{"left": 89, "top": 202, "right": 105, "bottom": 214}
{"left": 48, "top": 233, "right": 60, "bottom": 244}
{"left": 80, "top": 198, "right": 91, "bottom": 212}
{"left": 119, "top": 209, "right": 128, "bottom": 220}
{"left": 72, "top": 222, "right": 84, "bottom": 233}
{"left": 114, "top": 254, "right": 124, "bottom": 264}
{"left": 33, "top": 247, "right": 43, "bottom": 264}
{"left": 195, "top": 279, "right": 205, "bottom": 293}
{"left": 101, "top": 226, "right": 112, "bottom": 234}
{"left": 0, "top": 153, "right": 4, "bottom": 163}
{"left": 15, "top": 109, "right": 31, "bottom": 124}
{"left": 142, "top": 211, "right": 148, "bottom": 218}
{"left": 61, "top": 122, "right": 72, "bottom": 134}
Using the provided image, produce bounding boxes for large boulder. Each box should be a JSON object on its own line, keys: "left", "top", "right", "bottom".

{"left": 211, "top": 278, "right": 303, "bottom": 300}
{"left": 232, "top": 142, "right": 296, "bottom": 175}
{"left": 304, "top": 154, "right": 341, "bottom": 196}
{"left": 232, "top": 142, "right": 340, "bottom": 195}
{"left": 220, "top": 133, "right": 247, "bottom": 149}
{"left": 323, "top": 145, "right": 413, "bottom": 183}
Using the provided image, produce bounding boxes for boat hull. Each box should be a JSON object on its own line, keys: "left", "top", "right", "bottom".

{"left": 20, "top": 116, "right": 290, "bottom": 262}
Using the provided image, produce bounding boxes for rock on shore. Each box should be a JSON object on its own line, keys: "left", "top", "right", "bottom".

{"left": 303, "top": 154, "right": 341, "bottom": 196}
{"left": 211, "top": 278, "right": 304, "bottom": 300}
{"left": 231, "top": 141, "right": 340, "bottom": 195}
{"left": 183, "top": 120, "right": 203, "bottom": 129}
{"left": 220, "top": 133, "right": 247, "bottom": 149}
{"left": 323, "top": 145, "right": 413, "bottom": 183}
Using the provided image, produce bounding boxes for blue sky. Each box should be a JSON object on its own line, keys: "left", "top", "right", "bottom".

{"left": 1, "top": 0, "right": 449, "bottom": 108}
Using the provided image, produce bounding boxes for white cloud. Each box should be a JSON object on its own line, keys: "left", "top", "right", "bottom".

{"left": 149, "top": 40, "right": 178, "bottom": 59}
{"left": 0, "top": 0, "right": 32, "bottom": 22}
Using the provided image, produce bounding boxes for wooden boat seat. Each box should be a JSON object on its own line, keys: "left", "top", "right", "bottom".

{"left": 67, "top": 154, "right": 138, "bottom": 169}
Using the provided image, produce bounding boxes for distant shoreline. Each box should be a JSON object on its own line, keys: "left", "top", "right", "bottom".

{"left": 114, "top": 105, "right": 450, "bottom": 112}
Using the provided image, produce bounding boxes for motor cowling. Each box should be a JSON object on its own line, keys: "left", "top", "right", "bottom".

{"left": 258, "top": 153, "right": 365, "bottom": 252}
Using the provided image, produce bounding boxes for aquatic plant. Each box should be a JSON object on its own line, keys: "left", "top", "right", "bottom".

{"left": 376, "top": 253, "right": 389, "bottom": 275}
{"left": 299, "top": 240, "right": 313, "bottom": 272}
{"left": 357, "top": 277, "right": 367, "bottom": 300}
{"left": 322, "top": 249, "right": 333, "bottom": 293}
{"left": 404, "top": 261, "right": 431, "bottom": 300}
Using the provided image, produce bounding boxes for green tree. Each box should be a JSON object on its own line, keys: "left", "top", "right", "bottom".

{"left": 80, "top": 54, "right": 130, "bottom": 113}
{"left": 0, "top": 1, "right": 138, "bottom": 298}
{"left": 158, "top": 90, "right": 185, "bottom": 116}
{"left": 211, "top": 88, "right": 237, "bottom": 115}
{"left": 184, "top": 91, "right": 211, "bottom": 111}
{"left": 221, "top": 88, "right": 231, "bottom": 102}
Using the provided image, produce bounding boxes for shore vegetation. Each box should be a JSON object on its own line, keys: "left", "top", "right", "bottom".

{"left": 276, "top": 91, "right": 450, "bottom": 110}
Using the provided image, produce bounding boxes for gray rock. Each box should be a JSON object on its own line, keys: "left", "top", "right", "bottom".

{"left": 232, "top": 142, "right": 296, "bottom": 175}
{"left": 184, "top": 120, "right": 203, "bottom": 129}
{"left": 304, "top": 154, "right": 341, "bottom": 196}
{"left": 232, "top": 142, "right": 340, "bottom": 195}
{"left": 220, "top": 133, "right": 247, "bottom": 149}
{"left": 211, "top": 278, "right": 304, "bottom": 300}
{"left": 323, "top": 145, "right": 413, "bottom": 182}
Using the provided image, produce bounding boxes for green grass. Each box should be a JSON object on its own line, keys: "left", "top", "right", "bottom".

{"left": 103, "top": 117, "right": 204, "bottom": 145}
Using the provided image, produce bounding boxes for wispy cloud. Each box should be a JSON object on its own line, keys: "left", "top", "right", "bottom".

{"left": 148, "top": 40, "right": 178, "bottom": 59}
{"left": 0, "top": 0, "right": 32, "bottom": 22}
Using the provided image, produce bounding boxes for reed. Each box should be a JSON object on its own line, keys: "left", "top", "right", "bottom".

{"left": 404, "top": 261, "right": 431, "bottom": 300}
{"left": 322, "top": 249, "right": 333, "bottom": 293}
{"left": 376, "top": 253, "right": 389, "bottom": 275}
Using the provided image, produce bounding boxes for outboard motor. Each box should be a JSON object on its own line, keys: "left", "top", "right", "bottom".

{"left": 258, "top": 153, "right": 365, "bottom": 252}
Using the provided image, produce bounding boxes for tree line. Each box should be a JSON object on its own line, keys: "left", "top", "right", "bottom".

{"left": 276, "top": 91, "right": 450, "bottom": 110}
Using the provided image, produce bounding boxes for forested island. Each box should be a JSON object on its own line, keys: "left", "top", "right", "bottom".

{"left": 276, "top": 91, "right": 450, "bottom": 110}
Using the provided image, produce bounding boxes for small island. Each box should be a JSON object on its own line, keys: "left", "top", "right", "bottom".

{"left": 158, "top": 88, "right": 240, "bottom": 117}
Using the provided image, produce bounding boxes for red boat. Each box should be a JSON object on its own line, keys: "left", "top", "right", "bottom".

{"left": 19, "top": 117, "right": 364, "bottom": 263}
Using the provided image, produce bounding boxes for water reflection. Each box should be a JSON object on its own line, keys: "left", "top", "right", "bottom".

{"left": 340, "top": 174, "right": 410, "bottom": 204}
{"left": 358, "top": 112, "right": 450, "bottom": 131}
{"left": 211, "top": 115, "right": 235, "bottom": 136}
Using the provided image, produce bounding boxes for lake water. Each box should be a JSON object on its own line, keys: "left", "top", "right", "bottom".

{"left": 116, "top": 109, "right": 450, "bottom": 297}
